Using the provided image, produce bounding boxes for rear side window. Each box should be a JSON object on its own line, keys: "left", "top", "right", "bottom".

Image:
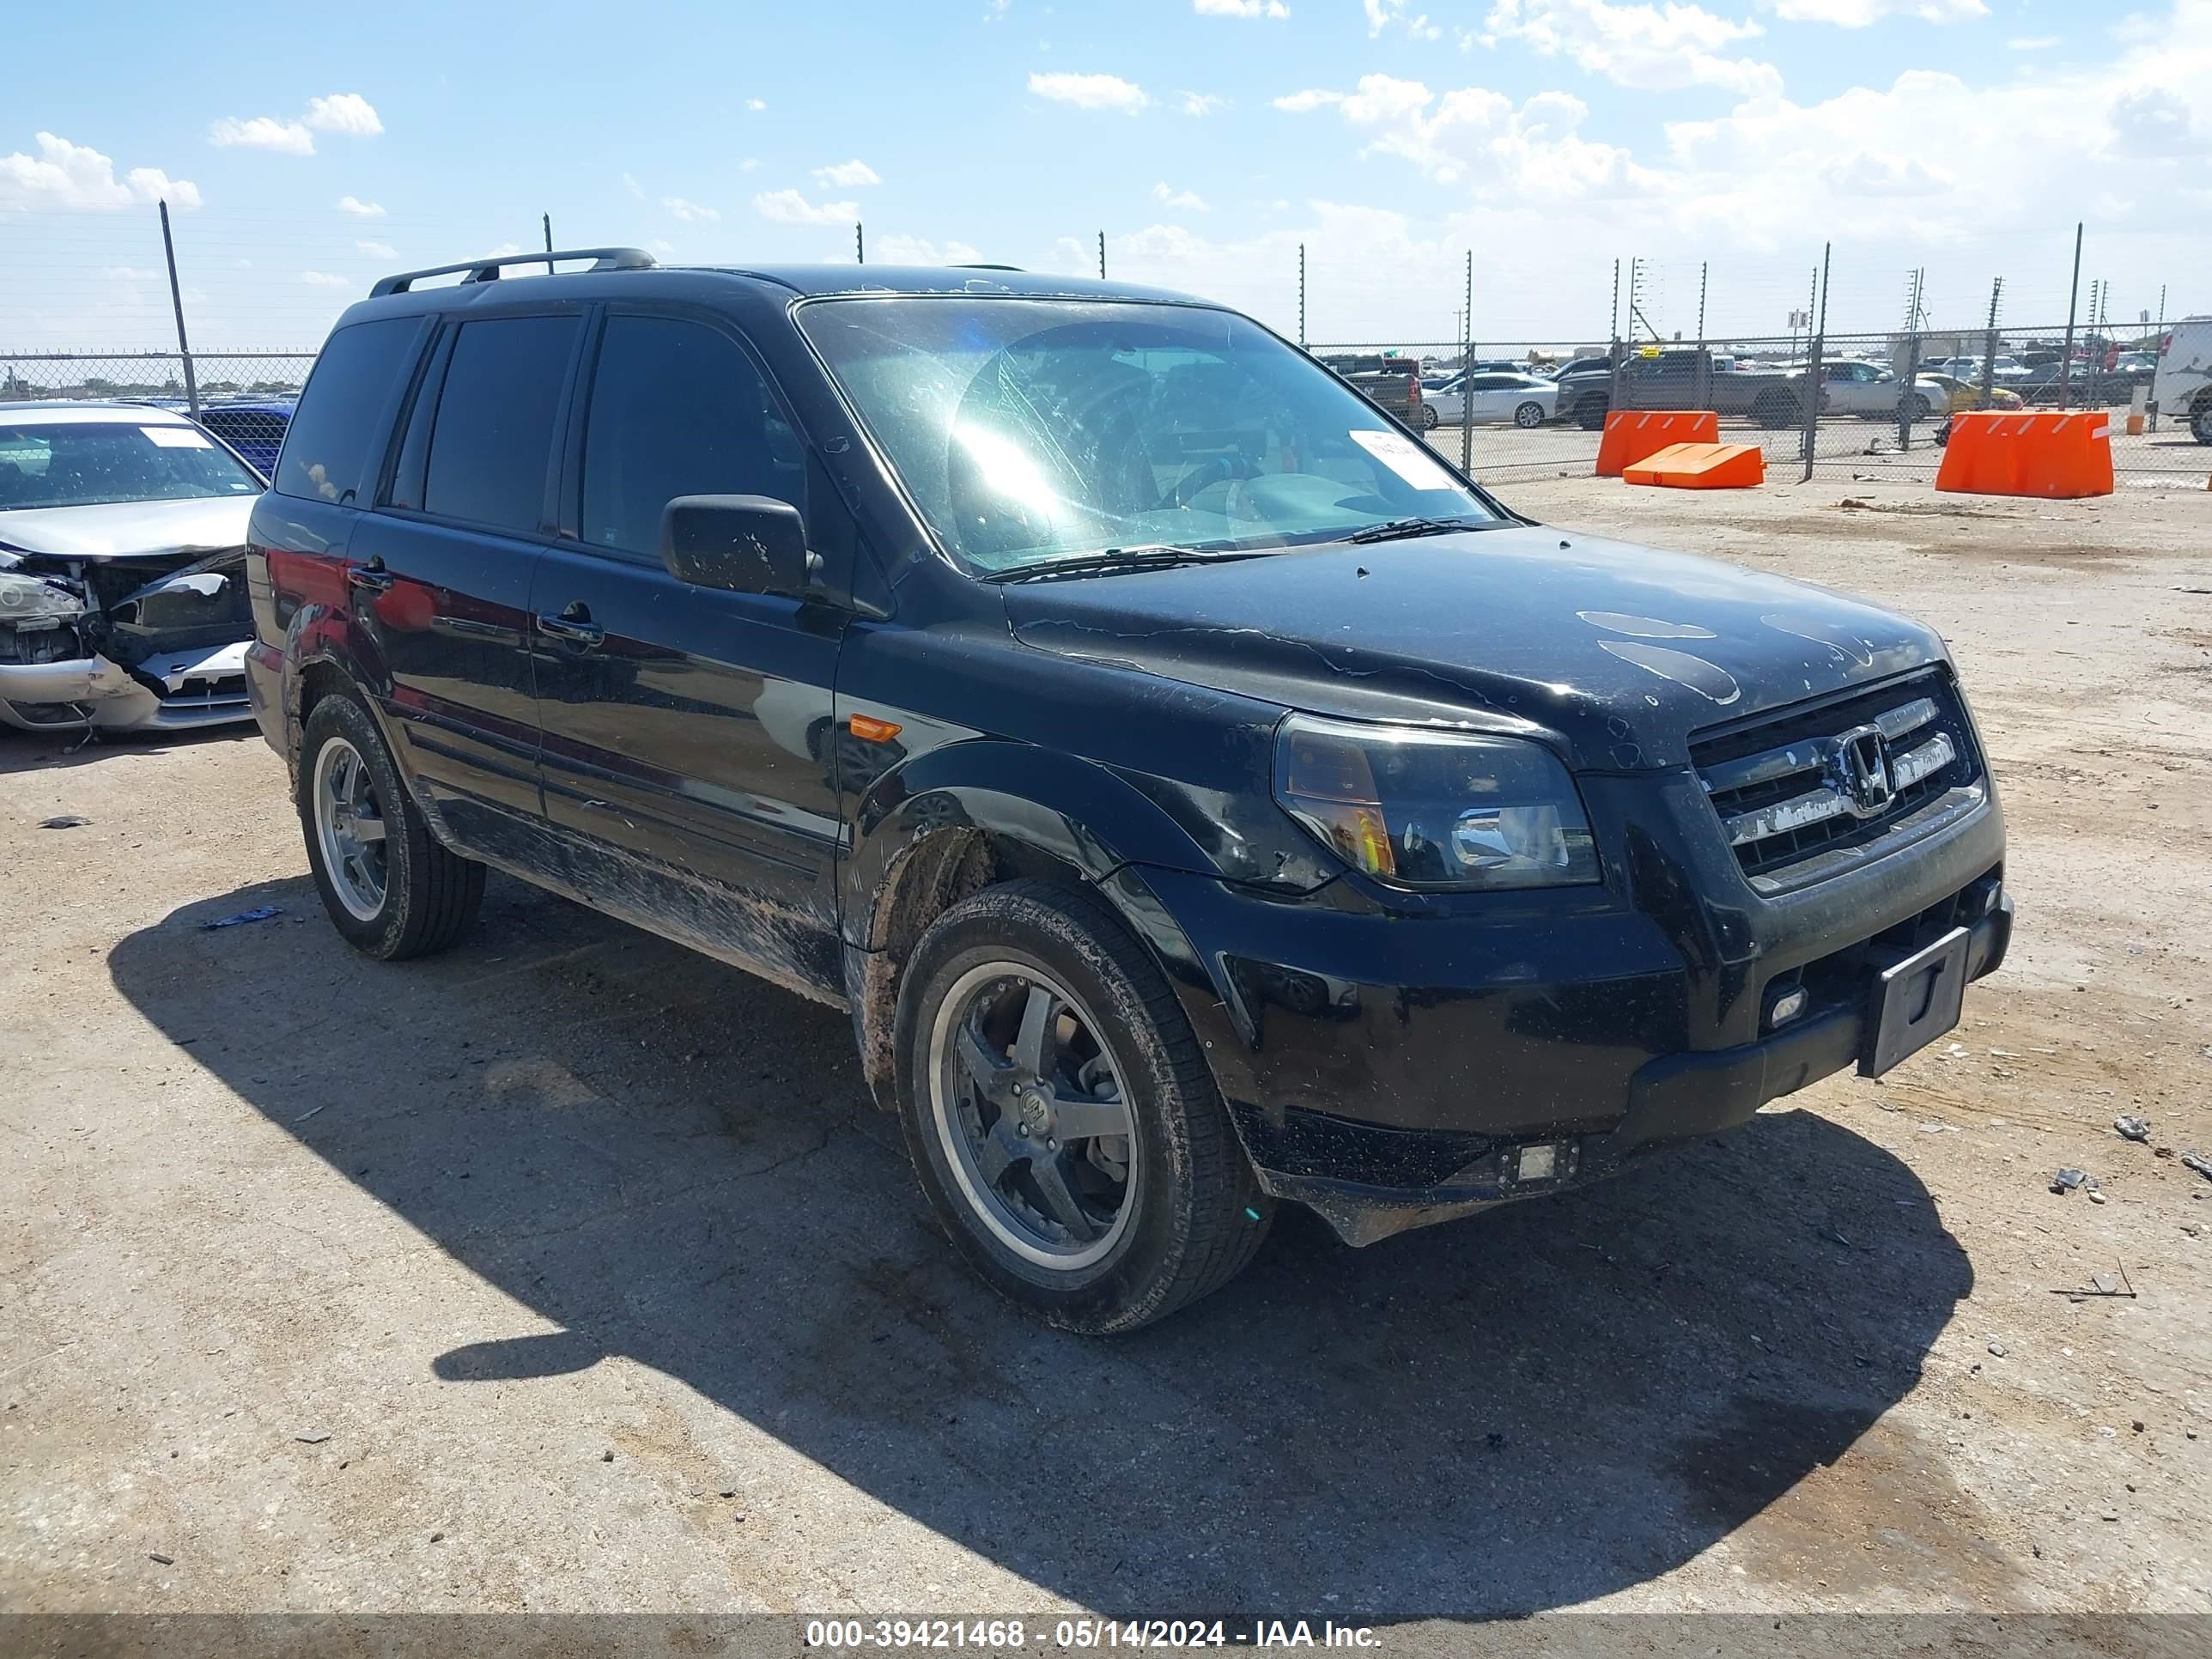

{"left": 422, "top": 315, "right": 580, "bottom": 533}
{"left": 274, "top": 319, "right": 420, "bottom": 503}
{"left": 578, "top": 314, "right": 805, "bottom": 560}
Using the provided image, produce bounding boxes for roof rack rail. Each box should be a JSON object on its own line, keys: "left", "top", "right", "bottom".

{"left": 950, "top": 263, "right": 1024, "bottom": 272}
{"left": 369, "top": 246, "right": 657, "bottom": 299}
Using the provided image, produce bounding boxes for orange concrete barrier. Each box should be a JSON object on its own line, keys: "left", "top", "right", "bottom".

{"left": 1595, "top": 409, "right": 1720, "bottom": 477}
{"left": 1936, "top": 410, "right": 2114, "bottom": 499}
{"left": 1623, "top": 441, "right": 1765, "bottom": 489}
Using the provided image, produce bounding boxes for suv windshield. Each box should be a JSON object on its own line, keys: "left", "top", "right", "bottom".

{"left": 799, "top": 298, "right": 1500, "bottom": 575}
{"left": 0, "top": 421, "right": 262, "bottom": 510}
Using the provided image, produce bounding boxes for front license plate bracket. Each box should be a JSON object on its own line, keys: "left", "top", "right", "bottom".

{"left": 1860, "top": 925, "right": 1971, "bottom": 1078}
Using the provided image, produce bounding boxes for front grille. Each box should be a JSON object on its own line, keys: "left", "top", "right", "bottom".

{"left": 1692, "top": 669, "right": 1984, "bottom": 882}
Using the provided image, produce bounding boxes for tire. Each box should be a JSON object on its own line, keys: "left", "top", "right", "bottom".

{"left": 1753, "top": 391, "right": 1803, "bottom": 430}
{"left": 1512, "top": 400, "right": 1545, "bottom": 429}
{"left": 1420, "top": 403, "right": 1440, "bottom": 430}
{"left": 2192, "top": 395, "right": 2212, "bottom": 446}
{"left": 297, "top": 692, "right": 483, "bottom": 960}
{"left": 893, "top": 878, "right": 1273, "bottom": 1333}
{"left": 1909, "top": 396, "right": 1934, "bottom": 424}
{"left": 1574, "top": 394, "right": 1608, "bottom": 431}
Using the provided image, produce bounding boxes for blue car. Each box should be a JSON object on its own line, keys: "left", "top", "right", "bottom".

{"left": 191, "top": 400, "right": 295, "bottom": 480}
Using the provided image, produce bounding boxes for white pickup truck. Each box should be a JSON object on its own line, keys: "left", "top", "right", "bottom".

{"left": 2152, "top": 318, "right": 2212, "bottom": 443}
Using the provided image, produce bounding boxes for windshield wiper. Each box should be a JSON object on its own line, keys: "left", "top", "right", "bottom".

{"left": 988, "top": 544, "right": 1269, "bottom": 583}
{"left": 1342, "top": 516, "right": 1492, "bottom": 545}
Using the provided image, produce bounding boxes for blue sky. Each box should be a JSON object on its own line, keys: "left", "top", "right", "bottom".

{"left": 3, "top": 0, "right": 2207, "bottom": 351}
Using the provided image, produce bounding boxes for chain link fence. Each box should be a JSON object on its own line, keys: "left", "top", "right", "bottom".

{"left": 1309, "top": 320, "right": 2200, "bottom": 491}
{"left": 1, "top": 351, "right": 314, "bottom": 479}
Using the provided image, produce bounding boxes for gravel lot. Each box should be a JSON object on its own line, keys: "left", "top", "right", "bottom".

{"left": 4, "top": 473, "right": 2210, "bottom": 1633}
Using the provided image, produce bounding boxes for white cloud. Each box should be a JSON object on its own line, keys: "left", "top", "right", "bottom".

{"left": 1154, "top": 181, "right": 1210, "bottom": 210}
{"left": 664, "top": 196, "right": 720, "bottom": 221}
{"left": 210, "top": 116, "right": 314, "bottom": 155}
{"left": 1759, "top": 0, "right": 1984, "bottom": 24}
{"left": 741, "top": 157, "right": 763, "bottom": 171}
{"left": 1480, "top": 2, "right": 1784, "bottom": 100}
{"left": 356, "top": 239, "right": 397, "bottom": 258}
{"left": 753, "top": 187, "right": 860, "bottom": 225}
{"left": 337, "top": 194, "right": 385, "bottom": 216}
{"left": 1365, "top": 0, "right": 1442, "bottom": 40}
{"left": 210, "top": 94, "right": 381, "bottom": 157}
{"left": 873, "top": 234, "right": 986, "bottom": 264}
{"left": 300, "top": 270, "right": 349, "bottom": 287}
{"left": 1179, "top": 90, "right": 1229, "bottom": 116}
{"left": 1, "top": 132, "right": 200, "bottom": 211}
{"left": 1194, "top": 0, "right": 1289, "bottom": 17}
{"left": 1028, "top": 71, "right": 1151, "bottom": 112}
{"left": 98, "top": 265, "right": 157, "bottom": 281}
{"left": 622, "top": 172, "right": 646, "bottom": 198}
{"left": 2107, "top": 84, "right": 2204, "bottom": 157}
{"left": 303, "top": 94, "right": 383, "bottom": 137}
{"left": 746, "top": 98, "right": 768, "bottom": 112}
{"left": 813, "top": 158, "right": 882, "bottom": 187}
{"left": 2008, "top": 35, "right": 2058, "bottom": 52}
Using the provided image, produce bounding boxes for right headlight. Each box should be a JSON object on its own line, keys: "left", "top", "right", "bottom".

{"left": 0, "top": 568, "right": 88, "bottom": 626}
{"left": 1273, "top": 714, "right": 1600, "bottom": 891}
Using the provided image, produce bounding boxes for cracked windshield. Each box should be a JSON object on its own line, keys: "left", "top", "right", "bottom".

{"left": 799, "top": 298, "right": 1499, "bottom": 575}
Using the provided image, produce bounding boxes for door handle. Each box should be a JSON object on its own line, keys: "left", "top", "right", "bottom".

{"left": 536, "top": 603, "right": 605, "bottom": 647}
{"left": 347, "top": 557, "right": 392, "bottom": 594}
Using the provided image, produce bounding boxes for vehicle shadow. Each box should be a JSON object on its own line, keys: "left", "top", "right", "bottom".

{"left": 108, "top": 876, "right": 1979, "bottom": 1620}
{"left": 0, "top": 721, "right": 262, "bottom": 778}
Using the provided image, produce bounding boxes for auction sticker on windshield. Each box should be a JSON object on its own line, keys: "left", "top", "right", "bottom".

{"left": 143, "top": 425, "right": 213, "bottom": 448}
{"left": 1349, "top": 427, "right": 1458, "bottom": 491}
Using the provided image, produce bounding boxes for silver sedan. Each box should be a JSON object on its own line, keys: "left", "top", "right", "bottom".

{"left": 1420, "top": 371, "right": 1559, "bottom": 429}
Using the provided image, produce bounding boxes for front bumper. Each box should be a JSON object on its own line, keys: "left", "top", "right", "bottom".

{"left": 0, "top": 643, "right": 252, "bottom": 733}
{"left": 1127, "top": 771, "right": 2008, "bottom": 1245}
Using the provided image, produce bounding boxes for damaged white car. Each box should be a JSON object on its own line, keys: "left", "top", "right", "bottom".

{"left": 0, "top": 402, "right": 264, "bottom": 735}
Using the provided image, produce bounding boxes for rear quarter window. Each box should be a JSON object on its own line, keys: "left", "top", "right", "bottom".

{"left": 275, "top": 318, "right": 423, "bottom": 504}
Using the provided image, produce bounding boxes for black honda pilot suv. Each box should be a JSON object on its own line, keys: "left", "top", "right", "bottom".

{"left": 245, "top": 250, "right": 2011, "bottom": 1332}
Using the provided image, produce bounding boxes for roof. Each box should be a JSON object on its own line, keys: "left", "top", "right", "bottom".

{"left": 0, "top": 400, "right": 198, "bottom": 426}
{"left": 695, "top": 264, "right": 1201, "bottom": 304}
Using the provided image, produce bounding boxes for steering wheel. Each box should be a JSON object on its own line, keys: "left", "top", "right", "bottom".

{"left": 1165, "top": 452, "right": 1261, "bottom": 509}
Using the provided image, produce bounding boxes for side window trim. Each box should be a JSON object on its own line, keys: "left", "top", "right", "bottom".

{"left": 380, "top": 321, "right": 457, "bottom": 511}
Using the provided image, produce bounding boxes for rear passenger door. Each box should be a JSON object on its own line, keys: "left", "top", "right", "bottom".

{"left": 347, "top": 308, "right": 584, "bottom": 853}
{"left": 527, "top": 307, "right": 848, "bottom": 995}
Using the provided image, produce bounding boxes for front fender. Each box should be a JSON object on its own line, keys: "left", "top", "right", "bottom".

{"left": 841, "top": 738, "right": 1231, "bottom": 946}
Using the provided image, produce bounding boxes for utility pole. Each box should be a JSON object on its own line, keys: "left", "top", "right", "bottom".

{"left": 1097, "top": 231, "right": 1106, "bottom": 282}
{"left": 1897, "top": 266, "right": 1925, "bottom": 452}
{"left": 1460, "top": 248, "right": 1474, "bottom": 476}
{"left": 543, "top": 212, "right": 554, "bottom": 273}
{"left": 1297, "top": 242, "right": 1305, "bottom": 346}
{"left": 1607, "top": 258, "right": 1623, "bottom": 418}
{"left": 1694, "top": 259, "right": 1709, "bottom": 410}
{"left": 1800, "top": 242, "right": 1830, "bottom": 482}
{"left": 2057, "top": 222, "right": 2082, "bottom": 410}
{"left": 855, "top": 222, "right": 865, "bottom": 264}
{"left": 158, "top": 199, "right": 199, "bottom": 416}
{"left": 1978, "top": 276, "right": 2004, "bottom": 411}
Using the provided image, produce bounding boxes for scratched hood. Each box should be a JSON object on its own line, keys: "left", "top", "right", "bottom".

{"left": 0, "top": 495, "right": 255, "bottom": 562}
{"left": 1003, "top": 526, "right": 1948, "bottom": 771}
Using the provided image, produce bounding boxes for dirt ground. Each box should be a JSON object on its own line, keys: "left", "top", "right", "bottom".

{"left": 3, "top": 473, "right": 2209, "bottom": 1635}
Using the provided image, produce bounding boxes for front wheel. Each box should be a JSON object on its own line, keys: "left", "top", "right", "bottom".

{"left": 298, "top": 693, "right": 483, "bottom": 959}
{"left": 2192, "top": 397, "right": 2212, "bottom": 445}
{"left": 1513, "top": 400, "right": 1546, "bottom": 428}
{"left": 894, "top": 880, "right": 1271, "bottom": 1333}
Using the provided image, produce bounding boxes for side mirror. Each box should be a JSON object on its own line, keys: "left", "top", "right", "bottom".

{"left": 659, "top": 494, "right": 819, "bottom": 598}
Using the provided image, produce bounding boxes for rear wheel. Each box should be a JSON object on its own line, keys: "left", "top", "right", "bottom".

{"left": 894, "top": 880, "right": 1271, "bottom": 1333}
{"left": 1419, "top": 403, "right": 1440, "bottom": 430}
{"left": 298, "top": 693, "right": 483, "bottom": 960}
{"left": 1512, "top": 400, "right": 1546, "bottom": 429}
{"left": 2191, "top": 394, "right": 2212, "bottom": 445}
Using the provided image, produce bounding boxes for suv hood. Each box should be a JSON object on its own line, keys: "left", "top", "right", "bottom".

{"left": 0, "top": 496, "right": 256, "bottom": 562}
{"left": 1002, "top": 526, "right": 1946, "bottom": 771}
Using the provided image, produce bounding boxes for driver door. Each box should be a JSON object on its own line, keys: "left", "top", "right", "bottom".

{"left": 529, "top": 306, "right": 849, "bottom": 994}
